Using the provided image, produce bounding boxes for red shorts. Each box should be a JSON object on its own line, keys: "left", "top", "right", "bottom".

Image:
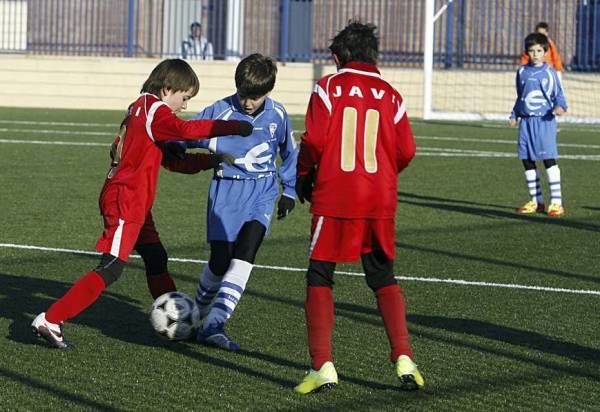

{"left": 95, "top": 187, "right": 160, "bottom": 261}
{"left": 309, "top": 215, "right": 395, "bottom": 263}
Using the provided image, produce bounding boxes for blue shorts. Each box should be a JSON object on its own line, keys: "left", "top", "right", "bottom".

{"left": 206, "top": 176, "right": 278, "bottom": 242}
{"left": 518, "top": 115, "right": 558, "bottom": 161}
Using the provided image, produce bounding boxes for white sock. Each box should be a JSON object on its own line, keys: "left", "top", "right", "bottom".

{"left": 546, "top": 165, "right": 562, "bottom": 205}
{"left": 195, "top": 265, "right": 222, "bottom": 319}
{"left": 203, "top": 259, "right": 253, "bottom": 331}
{"left": 524, "top": 169, "right": 543, "bottom": 203}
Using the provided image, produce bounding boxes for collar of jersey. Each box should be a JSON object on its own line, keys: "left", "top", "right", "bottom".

{"left": 228, "top": 93, "right": 274, "bottom": 115}
{"left": 339, "top": 62, "right": 380, "bottom": 77}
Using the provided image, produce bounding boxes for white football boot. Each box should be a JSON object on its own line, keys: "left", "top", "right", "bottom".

{"left": 31, "top": 312, "right": 73, "bottom": 349}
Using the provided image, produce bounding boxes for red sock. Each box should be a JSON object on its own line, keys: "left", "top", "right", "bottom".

{"left": 146, "top": 272, "right": 177, "bottom": 299}
{"left": 376, "top": 283, "right": 413, "bottom": 362}
{"left": 305, "top": 286, "right": 334, "bottom": 370}
{"left": 46, "top": 271, "right": 106, "bottom": 324}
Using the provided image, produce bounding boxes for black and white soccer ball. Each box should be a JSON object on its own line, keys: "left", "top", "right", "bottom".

{"left": 149, "top": 291, "right": 200, "bottom": 341}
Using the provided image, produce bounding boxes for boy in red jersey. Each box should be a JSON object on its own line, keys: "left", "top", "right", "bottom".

{"left": 294, "top": 21, "right": 423, "bottom": 394}
{"left": 32, "top": 58, "right": 252, "bottom": 349}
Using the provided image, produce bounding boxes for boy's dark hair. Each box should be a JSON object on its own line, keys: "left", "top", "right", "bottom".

{"left": 141, "top": 58, "right": 200, "bottom": 97}
{"left": 235, "top": 53, "right": 277, "bottom": 98}
{"left": 535, "top": 21, "right": 549, "bottom": 31}
{"left": 329, "top": 20, "right": 379, "bottom": 67}
{"left": 524, "top": 32, "right": 549, "bottom": 52}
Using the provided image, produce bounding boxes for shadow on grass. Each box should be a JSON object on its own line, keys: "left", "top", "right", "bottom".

{"left": 0, "top": 367, "right": 120, "bottom": 411}
{"left": 335, "top": 301, "right": 600, "bottom": 382}
{"left": 399, "top": 191, "right": 600, "bottom": 233}
{"left": 0, "top": 271, "right": 156, "bottom": 348}
{"left": 0, "top": 271, "right": 304, "bottom": 393}
{"left": 395, "top": 241, "right": 600, "bottom": 285}
{"left": 245, "top": 290, "right": 600, "bottom": 380}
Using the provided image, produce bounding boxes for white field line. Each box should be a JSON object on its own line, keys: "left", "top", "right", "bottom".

{"left": 1, "top": 119, "right": 597, "bottom": 134}
{"left": 0, "top": 122, "right": 599, "bottom": 150}
{"left": 0, "top": 128, "right": 113, "bottom": 136}
{"left": 0, "top": 139, "right": 109, "bottom": 146}
{"left": 1, "top": 127, "right": 600, "bottom": 159}
{"left": 417, "top": 147, "right": 600, "bottom": 160}
{"left": 0, "top": 119, "right": 115, "bottom": 127}
{"left": 2, "top": 137, "right": 599, "bottom": 161}
{"left": 1, "top": 242, "right": 599, "bottom": 297}
{"left": 417, "top": 135, "right": 600, "bottom": 149}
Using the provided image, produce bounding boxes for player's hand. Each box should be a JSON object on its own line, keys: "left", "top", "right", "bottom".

{"left": 238, "top": 121, "right": 253, "bottom": 137}
{"left": 163, "top": 142, "right": 187, "bottom": 161}
{"left": 209, "top": 152, "right": 235, "bottom": 167}
{"left": 508, "top": 118, "right": 517, "bottom": 127}
{"left": 277, "top": 195, "right": 295, "bottom": 220}
{"left": 553, "top": 106, "right": 566, "bottom": 116}
{"left": 295, "top": 170, "right": 315, "bottom": 204}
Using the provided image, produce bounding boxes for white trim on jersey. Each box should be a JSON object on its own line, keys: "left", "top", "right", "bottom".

{"left": 315, "top": 84, "right": 332, "bottom": 114}
{"left": 146, "top": 101, "right": 167, "bottom": 142}
{"left": 274, "top": 106, "right": 285, "bottom": 120}
{"left": 218, "top": 108, "right": 234, "bottom": 120}
{"left": 110, "top": 218, "right": 125, "bottom": 257}
{"left": 309, "top": 216, "right": 324, "bottom": 257}
{"left": 394, "top": 101, "right": 407, "bottom": 124}
{"left": 338, "top": 67, "right": 382, "bottom": 78}
{"left": 544, "top": 66, "right": 556, "bottom": 95}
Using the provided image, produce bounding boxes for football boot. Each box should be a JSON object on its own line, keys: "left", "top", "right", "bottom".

{"left": 196, "top": 323, "right": 240, "bottom": 351}
{"left": 396, "top": 355, "right": 425, "bottom": 390}
{"left": 31, "top": 312, "right": 73, "bottom": 349}
{"left": 516, "top": 200, "right": 545, "bottom": 214}
{"left": 294, "top": 361, "right": 338, "bottom": 395}
{"left": 547, "top": 203, "right": 565, "bottom": 217}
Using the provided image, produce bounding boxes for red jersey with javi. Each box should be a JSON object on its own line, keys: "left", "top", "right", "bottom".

{"left": 102, "top": 93, "right": 242, "bottom": 224}
{"left": 297, "top": 62, "right": 416, "bottom": 219}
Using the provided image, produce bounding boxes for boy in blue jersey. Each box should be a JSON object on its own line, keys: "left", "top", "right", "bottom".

{"left": 509, "top": 32, "right": 567, "bottom": 217}
{"left": 181, "top": 53, "right": 298, "bottom": 350}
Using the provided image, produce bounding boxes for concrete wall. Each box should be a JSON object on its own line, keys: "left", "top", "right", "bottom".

{"left": 0, "top": 55, "right": 424, "bottom": 116}
{"left": 0, "top": 55, "right": 598, "bottom": 121}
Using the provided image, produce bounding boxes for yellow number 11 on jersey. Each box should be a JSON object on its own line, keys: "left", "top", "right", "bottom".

{"left": 340, "top": 107, "right": 379, "bottom": 173}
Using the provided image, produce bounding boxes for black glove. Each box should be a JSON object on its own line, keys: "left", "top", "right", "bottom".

{"left": 277, "top": 195, "right": 295, "bottom": 220}
{"left": 295, "top": 169, "right": 315, "bottom": 204}
{"left": 209, "top": 152, "right": 235, "bottom": 167}
{"left": 238, "top": 121, "right": 253, "bottom": 137}
{"left": 163, "top": 142, "right": 187, "bottom": 162}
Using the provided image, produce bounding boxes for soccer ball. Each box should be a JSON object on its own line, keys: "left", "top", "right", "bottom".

{"left": 149, "top": 291, "right": 200, "bottom": 341}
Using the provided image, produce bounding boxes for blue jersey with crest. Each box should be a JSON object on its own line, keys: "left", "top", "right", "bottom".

{"left": 510, "top": 63, "right": 567, "bottom": 119}
{"left": 510, "top": 63, "right": 568, "bottom": 161}
{"left": 185, "top": 94, "right": 297, "bottom": 241}
{"left": 186, "top": 94, "right": 297, "bottom": 198}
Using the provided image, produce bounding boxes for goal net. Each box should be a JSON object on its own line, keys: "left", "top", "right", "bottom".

{"left": 423, "top": 0, "right": 600, "bottom": 124}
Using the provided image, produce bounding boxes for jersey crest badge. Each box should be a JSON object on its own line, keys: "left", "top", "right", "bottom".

{"left": 269, "top": 123, "right": 277, "bottom": 138}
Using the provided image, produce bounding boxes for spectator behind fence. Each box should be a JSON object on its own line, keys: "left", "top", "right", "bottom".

{"left": 182, "top": 22, "right": 214, "bottom": 61}
{"left": 519, "top": 21, "right": 564, "bottom": 81}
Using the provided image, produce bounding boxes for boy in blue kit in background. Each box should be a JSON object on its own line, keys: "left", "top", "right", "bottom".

{"left": 180, "top": 53, "right": 298, "bottom": 350}
{"left": 509, "top": 32, "right": 567, "bottom": 217}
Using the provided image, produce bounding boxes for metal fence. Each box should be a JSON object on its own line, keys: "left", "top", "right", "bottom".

{"left": 1, "top": 0, "right": 599, "bottom": 71}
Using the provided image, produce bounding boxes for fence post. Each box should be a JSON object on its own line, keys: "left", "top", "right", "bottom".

{"left": 280, "top": 0, "right": 290, "bottom": 62}
{"left": 444, "top": 0, "right": 454, "bottom": 68}
{"left": 456, "top": 0, "right": 465, "bottom": 68}
{"left": 127, "top": 0, "right": 135, "bottom": 57}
